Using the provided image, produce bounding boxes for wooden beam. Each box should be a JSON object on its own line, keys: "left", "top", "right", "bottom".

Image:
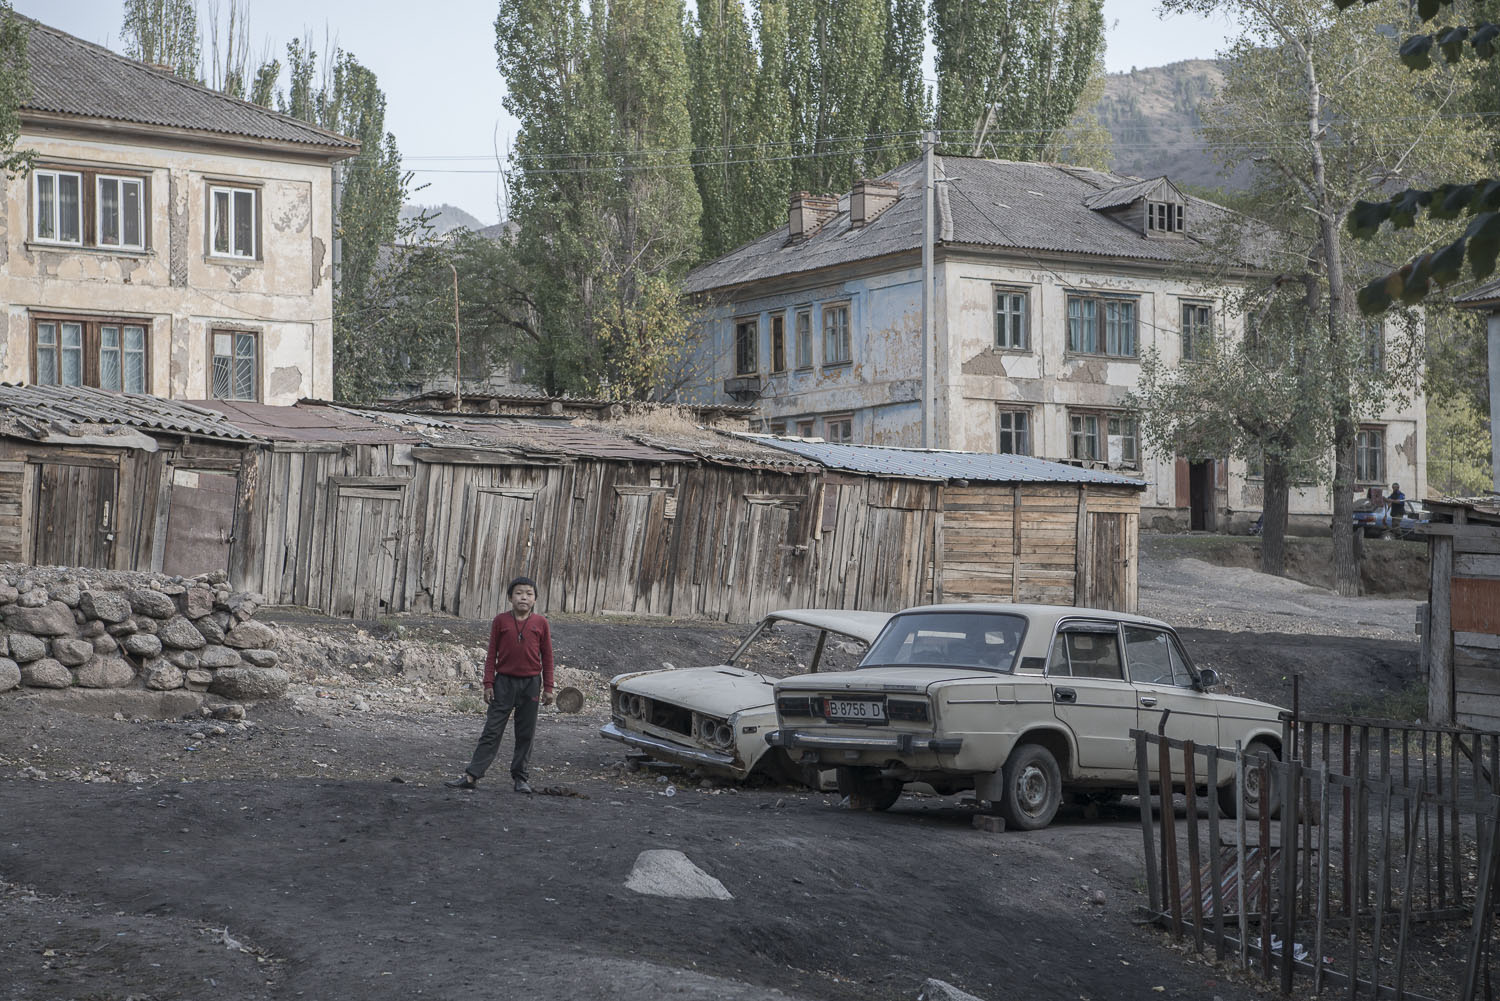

{"left": 1430, "top": 535, "right": 1455, "bottom": 726}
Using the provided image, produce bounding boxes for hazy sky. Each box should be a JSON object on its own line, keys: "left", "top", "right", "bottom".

{"left": 21, "top": 0, "right": 1238, "bottom": 225}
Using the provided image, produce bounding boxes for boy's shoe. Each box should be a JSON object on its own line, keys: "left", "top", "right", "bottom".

{"left": 513, "top": 779, "right": 533, "bottom": 794}
{"left": 445, "top": 774, "right": 477, "bottom": 790}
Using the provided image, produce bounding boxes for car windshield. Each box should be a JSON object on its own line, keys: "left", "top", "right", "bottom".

{"left": 860, "top": 612, "right": 1027, "bottom": 673}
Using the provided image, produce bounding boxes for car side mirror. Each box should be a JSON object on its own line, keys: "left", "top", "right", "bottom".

{"left": 1196, "top": 668, "right": 1220, "bottom": 690}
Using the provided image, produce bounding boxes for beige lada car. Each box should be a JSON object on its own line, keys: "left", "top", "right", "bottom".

{"left": 767, "top": 603, "right": 1286, "bottom": 829}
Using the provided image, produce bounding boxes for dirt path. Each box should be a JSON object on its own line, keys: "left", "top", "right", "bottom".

{"left": 1, "top": 543, "right": 1426, "bottom": 1000}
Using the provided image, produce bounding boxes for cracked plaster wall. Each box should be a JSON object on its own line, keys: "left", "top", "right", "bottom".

{"left": 2, "top": 130, "right": 335, "bottom": 404}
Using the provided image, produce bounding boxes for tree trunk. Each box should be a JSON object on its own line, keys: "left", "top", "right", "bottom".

{"left": 1261, "top": 455, "right": 1290, "bottom": 577}
{"left": 1330, "top": 420, "right": 1361, "bottom": 596}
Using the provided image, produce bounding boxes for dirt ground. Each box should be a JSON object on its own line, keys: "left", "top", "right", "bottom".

{"left": 0, "top": 541, "right": 1427, "bottom": 1001}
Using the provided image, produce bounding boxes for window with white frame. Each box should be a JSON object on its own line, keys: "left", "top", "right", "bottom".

{"left": 1069, "top": 412, "right": 1139, "bottom": 467}
{"left": 209, "top": 184, "right": 258, "bottom": 259}
{"left": 996, "top": 409, "right": 1031, "bottom": 455}
{"left": 794, "top": 309, "right": 813, "bottom": 368}
{"left": 211, "top": 330, "right": 259, "bottom": 400}
{"left": 96, "top": 175, "right": 145, "bottom": 249}
{"left": 824, "top": 413, "right": 853, "bottom": 443}
{"left": 1364, "top": 321, "right": 1384, "bottom": 371}
{"left": 1070, "top": 413, "right": 1100, "bottom": 461}
{"left": 1066, "top": 294, "right": 1138, "bottom": 357}
{"left": 98, "top": 324, "right": 148, "bottom": 393}
{"left": 33, "top": 316, "right": 149, "bottom": 393}
{"left": 33, "top": 169, "right": 83, "bottom": 244}
{"left": 1181, "top": 302, "right": 1212, "bottom": 361}
{"left": 1356, "top": 427, "right": 1385, "bottom": 484}
{"left": 1107, "top": 414, "right": 1139, "bottom": 466}
{"left": 822, "top": 303, "right": 851, "bottom": 365}
{"left": 1147, "top": 201, "right": 1184, "bottom": 233}
{"left": 995, "top": 288, "right": 1029, "bottom": 350}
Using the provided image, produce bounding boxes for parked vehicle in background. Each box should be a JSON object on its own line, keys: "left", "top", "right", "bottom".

{"left": 1353, "top": 498, "right": 1429, "bottom": 540}
{"left": 602, "top": 609, "right": 892, "bottom": 783}
{"left": 768, "top": 604, "right": 1286, "bottom": 829}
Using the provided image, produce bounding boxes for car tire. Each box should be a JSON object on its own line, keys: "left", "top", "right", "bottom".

{"left": 1217, "top": 740, "right": 1281, "bottom": 821}
{"left": 998, "top": 743, "right": 1062, "bottom": 831}
{"left": 836, "top": 766, "right": 902, "bottom": 811}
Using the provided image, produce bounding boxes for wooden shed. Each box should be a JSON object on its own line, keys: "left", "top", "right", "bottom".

{"left": 745, "top": 436, "right": 1146, "bottom": 613}
{"left": 1423, "top": 497, "right": 1500, "bottom": 729}
{"left": 0, "top": 387, "right": 1147, "bottom": 623}
{"left": 0, "top": 384, "right": 260, "bottom": 575}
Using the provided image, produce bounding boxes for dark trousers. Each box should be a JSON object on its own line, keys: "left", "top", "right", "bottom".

{"left": 464, "top": 674, "right": 540, "bottom": 782}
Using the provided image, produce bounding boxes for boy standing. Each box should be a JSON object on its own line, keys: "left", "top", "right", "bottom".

{"left": 446, "top": 576, "right": 554, "bottom": 793}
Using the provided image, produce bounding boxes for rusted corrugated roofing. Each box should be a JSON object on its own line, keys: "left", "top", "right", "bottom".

{"left": 741, "top": 434, "right": 1147, "bottom": 487}
{"left": 190, "top": 400, "right": 425, "bottom": 445}
{"left": 19, "top": 16, "right": 358, "bottom": 154}
{"left": 445, "top": 416, "right": 693, "bottom": 463}
{"left": 0, "top": 384, "right": 258, "bottom": 442}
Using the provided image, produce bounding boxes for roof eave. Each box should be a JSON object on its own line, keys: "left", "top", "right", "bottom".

{"left": 21, "top": 110, "right": 361, "bottom": 162}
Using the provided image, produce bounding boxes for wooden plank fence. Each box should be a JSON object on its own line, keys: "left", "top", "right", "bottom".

{"left": 1133, "top": 718, "right": 1500, "bottom": 1000}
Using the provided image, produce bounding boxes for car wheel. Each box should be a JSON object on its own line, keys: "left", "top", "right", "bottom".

{"left": 999, "top": 744, "right": 1062, "bottom": 831}
{"left": 836, "top": 766, "right": 902, "bottom": 811}
{"left": 1217, "top": 740, "right": 1281, "bottom": 820}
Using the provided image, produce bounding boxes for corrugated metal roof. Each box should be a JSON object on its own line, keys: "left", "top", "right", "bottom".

{"left": 740, "top": 434, "right": 1147, "bottom": 487}
{"left": 0, "top": 384, "right": 258, "bottom": 441}
{"left": 1453, "top": 277, "right": 1500, "bottom": 306}
{"left": 19, "top": 16, "right": 358, "bottom": 154}
{"left": 446, "top": 416, "right": 693, "bottom": 463}
{"left": 684, "top": 156, "right": 1253, "bottom": 294}
{"left": 1082, "top": 176, "right": 1176, "bottom": 210}
{"left": 191, "top": 400, "right": 424, "bottom": 445}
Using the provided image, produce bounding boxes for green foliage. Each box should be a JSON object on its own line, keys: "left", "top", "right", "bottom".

{"left": 498, "top": 0, "right": 705, "bottom": 400}
{"left": 0, "top": 2, "right": 30, "bottom": 177}
{"left": 1331, "top": 0, "right": 1500, "bottom": 310}
{"left": 1427, "top": 391, "right": 1495, "bottom": 496}
{"left": 930, "top": 0, "right": 1104, "bottom": 158}
{"left": 1039, "top": 49, "right": 1113, "bottom": 170}
{"left": 121, "top": 0, "right": 199, "bottom": 79}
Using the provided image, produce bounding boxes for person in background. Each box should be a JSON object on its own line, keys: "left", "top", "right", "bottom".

{"left": 445, "top": 576, "right": 554, "bottom": 793}
{"left": 1388, "top": 482, "right": 1406, "bottom": 520}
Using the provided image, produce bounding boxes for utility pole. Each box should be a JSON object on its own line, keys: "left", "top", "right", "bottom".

{"left": 921, "top": 130, "right": 935, "bottom": 450}
{"left": 450, "top": 262, "right": 463, "bottom": 409}
{"left": 1489, "top": 309, "right": 1500, "bottom": 491}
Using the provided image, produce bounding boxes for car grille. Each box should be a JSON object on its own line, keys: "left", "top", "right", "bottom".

{"left": 886, "top": 698, "right": 930, "bottom": 722}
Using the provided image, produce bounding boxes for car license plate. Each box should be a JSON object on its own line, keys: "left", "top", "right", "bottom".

{"left": 825, "top": 699, "right": 885, "bottom": 722}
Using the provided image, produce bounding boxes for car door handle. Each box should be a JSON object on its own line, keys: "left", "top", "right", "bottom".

{"left": 1139, "top": 696, "right": 1158, "bottom": 707}
{"left": 1054, "top": 688, "right": 1077, "bottom": 705}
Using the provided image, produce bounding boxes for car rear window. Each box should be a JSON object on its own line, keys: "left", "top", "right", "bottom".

{"left": 861, "top": 612, "right": 1027, "bottom": 673}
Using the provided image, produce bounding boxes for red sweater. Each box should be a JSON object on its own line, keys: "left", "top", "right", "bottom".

{"left": 482, "top": 611, "right": 554, "bottom": 691}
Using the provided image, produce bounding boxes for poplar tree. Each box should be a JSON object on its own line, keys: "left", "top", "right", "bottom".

{"left": 688, "top": 0, "right": 761, "bottom": 258}
{"left": 930, "top": 0, "right": 1104, "bottom": 159}
{"left": 783, "top": 0, "right": 888, "bottom": 194}
{"left": 0, "top": 2, "right": 29, "bottom": 177}
{"left": 121, "top": 0, "right": 199, "bottom": 79}
{"left": 868, "top": 0, "right": 928, "bottom": 172}
{"left": 498, "top": 0, "right": 704, "bottom": 399}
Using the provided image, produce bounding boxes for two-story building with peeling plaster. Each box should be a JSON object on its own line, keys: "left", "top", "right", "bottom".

{"left": 682, "top": 156, "right": 1426, "bottom": 531}
{"left": 0, "top": 16, "right": 357, "bottom": 406}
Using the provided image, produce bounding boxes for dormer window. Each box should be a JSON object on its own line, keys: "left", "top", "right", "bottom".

{"left": 1148, "top": 201, "right": 1184, "bottom": 234}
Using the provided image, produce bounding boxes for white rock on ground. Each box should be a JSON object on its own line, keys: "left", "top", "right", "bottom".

{"left": 918, "top": 980, "right": 988, "bottom": 1001}
{"left": 624, "top": 850, "right": 732, "bottom": 901}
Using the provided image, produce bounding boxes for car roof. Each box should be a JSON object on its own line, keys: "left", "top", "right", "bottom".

{"left": 764, "top": 608, "right": 895, "bottom": 644}
{"left": 887, "top": 602, "right": 1175, "bottom": 631}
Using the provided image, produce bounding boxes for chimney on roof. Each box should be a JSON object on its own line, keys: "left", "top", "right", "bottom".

{"left": 788, "top": 191, "right": 839, "bottom": 242}
{"left": 849, "top": 178, "right": 899, "bottom": 228}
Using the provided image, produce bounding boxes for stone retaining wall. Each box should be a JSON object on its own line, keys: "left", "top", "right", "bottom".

{"left": 0, "top": 568, "right": 286, "bottom": 700}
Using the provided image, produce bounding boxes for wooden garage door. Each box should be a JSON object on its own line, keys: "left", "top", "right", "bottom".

{"left": 35, "top": 459, "right": 117, "bottom": 568}
{"left": 457, "top": 487, "right": 537, "bottom": 620}
{"left": 162, "top": 468, "right": 237, "bottom": 576}
{"left": 326, "top": 484, "right": 405, "bottom": 619}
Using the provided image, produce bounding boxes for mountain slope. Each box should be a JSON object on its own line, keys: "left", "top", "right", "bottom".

{"left": 1095, "top": 58, "right": 1249, "bottom": 189}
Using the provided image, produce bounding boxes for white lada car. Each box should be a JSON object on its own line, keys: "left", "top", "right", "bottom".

{"left": 603, "top": 609, "right": 893, "bottom": 782}
{"left": 767, "top": 603, "right": 1287, "bottom": 829}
